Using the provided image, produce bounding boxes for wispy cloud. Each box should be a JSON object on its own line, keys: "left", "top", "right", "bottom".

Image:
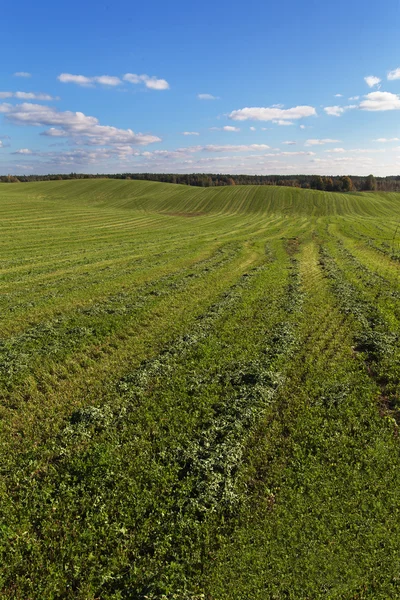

{"left": 0, "top": 102, "right": 161, "bottom": 146}
{"left": 374, "top": 137, "right": 400, "bottom": 142}
{"left": 58, "top": 73, "right": 122, "bottom": 86}
{"left": 387, "top": 67, "right": 400, "bottom": 81}
{"left": 210, "top": 125, "right": 240, "bottom": 132}
{"left": 0, "top": 91, "right": 57, "bottom": 101}
{"left": 14, "top": 72, "right": 31, "bottom": 78}
{"left": 229, "top": 105, "right": 316, "bottom": 123}
{"left": 272, "top": 119, "right": 294, "bottom": 126}
{"left": 324, "top": 105, "right": 345, "bottom": 117}
{"left": 198, "top": 93, "right": 219, "bottom": 100}
{"left": 57, "top": 72, "right": 169, "bottom": 90}
{"left": 11, "top": 148, "right": 33, "bottom": 155}
{"left": 182, "top": 131, "right": 199, "bottom": 136}
{"left": 305, "top": 138, "right": 340, "bottom": 146}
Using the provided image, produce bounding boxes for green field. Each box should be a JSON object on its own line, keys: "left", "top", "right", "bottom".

{"left": 1, "top": 179, "right": 400, "bottom": 599}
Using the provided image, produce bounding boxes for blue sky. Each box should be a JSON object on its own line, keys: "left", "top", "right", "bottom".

{"left": 1, "top": 0, "right": 400, "bottom": 175}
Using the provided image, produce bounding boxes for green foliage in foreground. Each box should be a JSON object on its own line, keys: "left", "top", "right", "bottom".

{"left": 1, "top": 180, "right": 400, "bottom": 598}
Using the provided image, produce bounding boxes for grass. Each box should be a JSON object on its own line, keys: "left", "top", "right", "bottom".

{"left": 1, "top": 179, "right": 400, "bottom": 598}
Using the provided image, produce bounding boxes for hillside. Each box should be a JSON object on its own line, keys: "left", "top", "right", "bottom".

{"left": 3, "top": 177, "right": 400, "bottom": 217}
{"left": 1, "top": 180, "right": 400, "bottom": 599}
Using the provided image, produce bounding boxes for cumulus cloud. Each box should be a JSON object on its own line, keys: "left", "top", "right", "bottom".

{"left": 249, "top": 126, "right": 256, "bottom": 131}
{"left": 359, "top": 91, "right": 400, "bottom": 111}
{"left": 305, "top": 138, "right": 340, "bottom": 146}
{"left": 387, "top": 68, "right": 400, "bottom": 81}
{"left": 374, "top": 137, "right": 399, "bottom": 142}
{"left": 123, "top": 73, "right": 169, "bottom": 90}
{"left": 0, "top": 91, "right": 57, "bottom": 101}
{"left": 229, "top": 105, "right": 316, "bottom": 123}
{"left": 197, "top": 93, "right": 219, "bottom": 100}
{"left": 182, "top": 131, "right": 199, "bottom": 136}
{"left": 282, "top": 141, "right": 296, "bottom": 145}
{"left": 364, "top": 75, "right": 381, "bottom": 88}
{"left": 299, "top": 124, "right": 306, "bottom": 129}
{"left": 14, "top": 72, "right": 31, "bottom": 78}
{"left": 0, "top": 102, "right": 161, "bottom": 146}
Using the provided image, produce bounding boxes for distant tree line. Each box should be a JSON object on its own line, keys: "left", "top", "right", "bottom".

{"left": 1, "top": 171, "right": 399, "bottom": 191}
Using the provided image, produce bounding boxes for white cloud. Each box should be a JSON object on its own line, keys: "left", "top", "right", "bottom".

{"left": 123, "top": 73, "right": 169, "bottom": 90}
{"left": 210, "top": 126, "right": 240, "bottom": 132}
{"left": 182, "top": 131, "right": 199, "bottom": 136}
{"left": 388, "top": 68, "right": 400, "bottom": 81}
{"left": 41, "top": 127, "right": 68, "bottom": 137}
{"left": 348, "top": 148, "right": 385, "bottom": 153}
{"left": 325, "top": 148, "right": 345, "bottom": 153}
{"left": 58, "top": 73, "right": 170, "bottom": 89}
{"left": 94, "top": 75, "right": 121, "bottom": 86}
{"left": 0, "top": 91, "right": 57, "bottom": 101}
{"left": 305, "top": 138, "right": 340, "bottom": 146}
{"left": 249, "top": 126, "right": 256, "bottom": 131}
{"left": 299, "top": 124, "right": 306, "bottom": 129}
{"left": 197, "top": 93, "right": 219, "bottom": 100}
{"left": 335, "top": 94, "right": 343, "bottom": 97}
{"left": 58, "top": 74, "right": 94, "bottom": 86}
{"left": 324, "top": 105, "right": 345, "bottom": 117}
{"left": 12, "top": 148, "right": 33, "bottom": 154}
{"left": 229, "top": 105, "right": 316, "bottom": 122}
{"left": 359, "top": 91, "right": 400, "bottom": 111}
{"left": 349, "top": 96, "right": 360, "bottom": 101}
{"left": 0, "top": 102, "right": 161, "bottom": 146}
{"left": 0, "top": 140, "right": 3, "bottom": 148}
{"left": 14, "top": 72, "right": 31, "bottom": 78}
{"left": 364, "top": 75, "right": 381, "bottom": 88}
{"left": 282, "top": 141, "right": 296, "bottom": 145}
{"left": 278, "top": 151, "right": 315, "bottom": 156}
{"left": 374, "top": 137, "right": 399, "bottom": 142}
{"left": 199, "top": 144, "right": 270, "bottom": 152}
{"left": 272, "top": 119, "right": 294, "bottom": 126}
{"left": 324, "top": 104, "right": 357, "bottom": 116}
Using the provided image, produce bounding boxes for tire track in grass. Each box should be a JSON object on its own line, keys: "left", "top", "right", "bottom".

{"left": 318, "top": 243, "right": 400, "bottom": 420}
{"left": 0, "top": 243, "right": 242, "bottom": 398}
{"left": 207, "top": 240, "right": 400, "bottom": 599}
{"left": 0, "top": 241, "right": 304, "bottom": 599}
